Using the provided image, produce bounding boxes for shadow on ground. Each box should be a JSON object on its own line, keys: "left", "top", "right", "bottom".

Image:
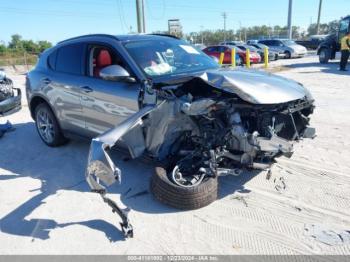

{"left": 285, "top": 60, "right": 349, "bottom": 75}
{"left": 0, "top": 121, "right": 259, "bottom": 242}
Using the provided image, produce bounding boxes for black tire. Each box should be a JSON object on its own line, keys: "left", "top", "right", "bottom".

{"left": 284, "top": 51, "right": 291, "bottom": 59}
{"left": 150, "top": 167, "right": 218, "bottom": 210}
{"left": 34, "top": 103, "right": 68, "bottom": 147}
{"left": 319, "top": 48, "right": 330, "bottom": 64}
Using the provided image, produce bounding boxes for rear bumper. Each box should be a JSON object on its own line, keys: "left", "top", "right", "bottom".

{"left": 0, "top": 88, "right": 22, "bottom": 116}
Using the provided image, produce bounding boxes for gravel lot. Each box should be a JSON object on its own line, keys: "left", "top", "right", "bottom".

{"left": 1, "top": 56, "right": 350, "bottom": 255}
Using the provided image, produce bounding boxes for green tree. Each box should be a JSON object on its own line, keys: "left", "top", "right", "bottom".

{"left": 37, "top": 40, "right": 52, "bottom": 52}
{"left": 8, "top": 34, "right": 23, "bottom": 50}
{"left": 0, "top": 44, "right": 6, "bottom": 54}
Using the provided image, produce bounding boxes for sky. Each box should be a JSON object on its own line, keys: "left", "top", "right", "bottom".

{"left": 0, "top": 0, "right": 348, "bottom": 44}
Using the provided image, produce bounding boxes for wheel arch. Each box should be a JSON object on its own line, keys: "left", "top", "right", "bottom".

{"left": 29, "top": 95, "right": 60, "bottom": 124}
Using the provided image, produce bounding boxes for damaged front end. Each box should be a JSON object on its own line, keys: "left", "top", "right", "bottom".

{"left": 0, "top": 70, "right": 21, "bottom": 116}
{"left": 86, "top": 68, "right": 315, "bottom": 237}
{"left": 86, "top": 105, "right": 156, "bottom": 238}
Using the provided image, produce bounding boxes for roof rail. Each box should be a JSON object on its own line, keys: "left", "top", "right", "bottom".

{"left": 148, "top": 33, "right": 180, "bottom": 39}
{"left": 57, "top": 34, "right": 119, "bottom": 44}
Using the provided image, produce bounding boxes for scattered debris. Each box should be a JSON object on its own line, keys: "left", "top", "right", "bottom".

{"left": 304, "top": 224, "right": 350, "bottom": 246}
{"left": 294, "top": 206, "right": 302, "bottom": 212}
{"left": 274, "top": 176, "right": 287, "bottom": 193}
{"left": 0, "top": 120, "right": 15, "bottom": 138}
{"left": 266, "top": 169, "right": 272, "bottom": 180}
{"left": 231, "top": 195, "right": 248, "bottom": 207}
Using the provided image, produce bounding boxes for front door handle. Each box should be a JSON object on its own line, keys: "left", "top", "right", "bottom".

{"left": 80, "top": 86, "right": 93, "bottom": 93}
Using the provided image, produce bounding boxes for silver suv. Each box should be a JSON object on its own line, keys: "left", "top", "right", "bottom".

{"left": 26, "top": 34, "right": 315, "bottom": 236}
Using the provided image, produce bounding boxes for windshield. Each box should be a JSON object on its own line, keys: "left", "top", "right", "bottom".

{"left": 255, "top": 43, "right": 267, "bottom": 49}
{"left": 123, "top": 38, "right": 219, "bottom": 77}
{"left": 281, "top": 40, "right": 296, "bottom": 46}
{"left": 243, "top": 45, "right": 258, "bottom": 52}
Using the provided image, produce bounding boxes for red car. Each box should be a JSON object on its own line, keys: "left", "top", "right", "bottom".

{"left": 203, "top": 45, "right": 261, "bottom": 65}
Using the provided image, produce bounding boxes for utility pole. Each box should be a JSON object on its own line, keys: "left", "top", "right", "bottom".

{"left": 136, "top": 0, "right": 145, "bottom": 33}
{"left": 222, "top": 12, "right": 227, "bottom": 41}
{"left": 200, "top": 25, "right": 204, "bottom": 44}
{"left": 239, "top": 21, "right": 242, "bottom": 41}
{"left": 316, "top": 0, "right": 323, "bottom": 35}
{"left": 287, "top": 0, "right": 293, "bottom": 39}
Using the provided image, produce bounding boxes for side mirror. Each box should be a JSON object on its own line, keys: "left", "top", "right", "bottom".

{"left": 100, "top": 65, "right": 134, "bottom": 82}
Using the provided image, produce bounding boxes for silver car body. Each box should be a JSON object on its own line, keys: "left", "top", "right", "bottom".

{"left": 26, "top": 34, "right": 315, "bottom": 237}
{"left": 258, "top": 39, "right": 307, "bottom": 58}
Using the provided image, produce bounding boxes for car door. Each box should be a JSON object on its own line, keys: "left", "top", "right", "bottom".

{"left": 45, "top": 42, "right": 87, "bottom": 134}
{"left": 80, "top": 44, "right": 140, "bottom": 137}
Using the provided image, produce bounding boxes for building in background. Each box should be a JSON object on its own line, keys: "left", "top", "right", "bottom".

{"left": 168, "top": 19, "right": 183, "bottom": 38}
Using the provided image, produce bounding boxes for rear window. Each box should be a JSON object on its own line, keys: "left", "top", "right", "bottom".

{"left": 55, "top": 43, "right": 85, "bottom": 75}
{"left": 47, "top": 50, "right": 57, "bottom": 70}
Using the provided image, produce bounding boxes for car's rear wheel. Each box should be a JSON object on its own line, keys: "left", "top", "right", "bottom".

{"left": 34, "top": 103, "right": 67, "bottom": 147}
{"left": 150, "top": 166, "right": 218, "bottom": 210}
{"left": 319, "top": 48, "right": 330, "bottom": 64}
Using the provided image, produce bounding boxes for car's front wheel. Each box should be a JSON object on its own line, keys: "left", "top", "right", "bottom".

{"left": 150, "top": 166, "right": 218, "bottom": 210}
{"left": 284, "top": 51, "right": 291, "bottom": 59}
{"left": 35, "top": 103, "right": 67, "bottom": 147}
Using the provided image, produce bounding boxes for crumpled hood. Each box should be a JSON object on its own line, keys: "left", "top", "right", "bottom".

{"left": 197, "top": 68, "right": 313, "bottom": 104}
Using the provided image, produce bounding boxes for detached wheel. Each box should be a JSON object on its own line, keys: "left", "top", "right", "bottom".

{"left": 35, "top": 103, "right": 67, "bottom": 147}
{"left": 319, "top": 48, "right": 330, "bottom": 64}
{"left": 150, "top": 167, "right": 218, "bottom": 210}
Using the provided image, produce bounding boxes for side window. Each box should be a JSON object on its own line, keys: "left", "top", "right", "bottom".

{"left": 206, "top": 47, "right": 217, "bottom": 52}
{"left": 218, "top": 46, "right": 227, "bottom": 53}
{"left": 260, "top": 40, "right": 269, "bottom": 45}
{"left": 276, "top": 41, "right": 284, "bottom": 46}
{"left": 56, "top": 43, "right": 85, "bottom": 75}
{"left": 88, "top": 44, "right": 127, "bottom": 78}
{"left": 47, "top": 50, "right": 57, "bottom": 70}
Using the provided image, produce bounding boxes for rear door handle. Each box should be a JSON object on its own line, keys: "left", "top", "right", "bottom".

{"left": 80, "top": 86, "right": 93, "bottom": 93}
{"left": 42, "top": 78, "right": 51, "bottom": 85}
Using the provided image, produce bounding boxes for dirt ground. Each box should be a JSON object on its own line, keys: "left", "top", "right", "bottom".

{"left": 0, "top": 56, "right": 349, "bottom": 255}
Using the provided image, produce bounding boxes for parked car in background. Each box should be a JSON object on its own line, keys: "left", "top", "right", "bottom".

{"left": 203, "top": 45, "right": 242, "bottom": 65}
{"left": 246, "top": 39, "right": 259, "bottom": 45}
{"left": 203, "top": 45, "right": 261, "bottom": 65}
{"left": 194, "top": 43, "right": 206, "bottom": 50}
{"left": 219, "top": 40, "right": 244, "bottom": 46}
{"left": 236, "top": 43, "right": 278, "bottom": 61}
{"left": 0, "top": 69, "right": 21, "bottom": 116}
{"left": 258, "top": 39, "right": 307, "bottom": 58}
{"left": 317, "top": 15, "right": 350, "bottom": 63}
{"left": 249, "top": 43, "right": 283, "bottom": 60}
{"left": 295, "top": 35, "right": 328, "bottom": 50}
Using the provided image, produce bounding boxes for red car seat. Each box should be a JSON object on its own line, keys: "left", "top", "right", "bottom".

{"left": 93, "top": 49, "right": 112, "bottom": 77}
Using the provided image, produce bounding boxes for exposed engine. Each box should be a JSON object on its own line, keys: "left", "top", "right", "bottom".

{"left": 0, "top": 71, "right": 14, "bottom": 102}
{"left": 144, "top": 81, "right": 315, "bottom": 187}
